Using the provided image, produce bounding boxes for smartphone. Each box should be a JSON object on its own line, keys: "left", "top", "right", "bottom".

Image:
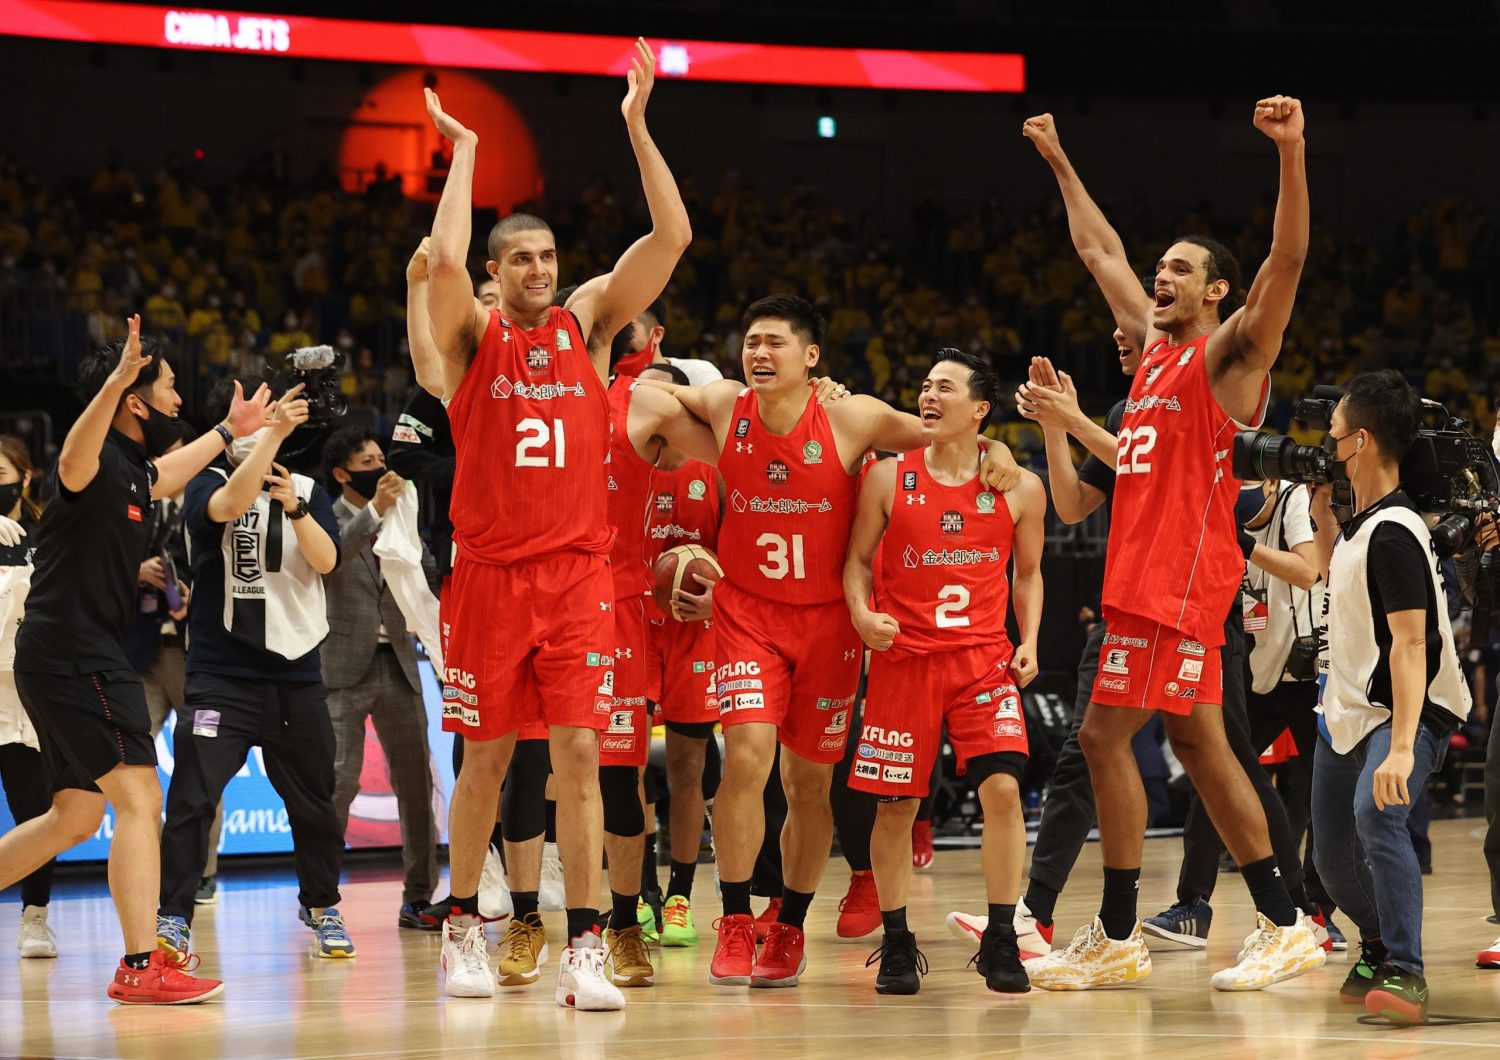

{"left": 161, "top": 552, "right": 183, "bottom": 612}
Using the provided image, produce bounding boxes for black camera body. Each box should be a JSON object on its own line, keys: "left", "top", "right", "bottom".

{"left": 282, "top": 345, "right": 348, "bottom": 426}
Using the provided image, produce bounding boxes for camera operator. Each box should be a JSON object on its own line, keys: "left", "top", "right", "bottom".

{"left": 1308, "top": 369, "right": 1471, "bottom": 1026}
{"left": 156, "top": 382, "right": 359, "bottom": 961}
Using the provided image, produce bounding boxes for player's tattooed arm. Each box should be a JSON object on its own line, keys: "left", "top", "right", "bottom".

{"left": 844, "top": 457, "right": 900, "bottom": 651}
{"left": 1023, "top": 113, "right": 1154, "bottom": 351}
{"left": 423, "top": 88, "right": 489, "bottom": 399}
{"left": 1008, "top": 470, "right": 1046, "bottom": 687}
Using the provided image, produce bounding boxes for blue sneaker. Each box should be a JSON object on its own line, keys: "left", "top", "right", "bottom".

{"left": 300, "top": 906, "right": 357, "bottom": 958}
{"left": 1323, "top": 913, "right": 1348, "bottom": 952}
{"left": 1142, "top": 898, "right": 1213, "bottom": 950}
{"left": 156, "top": 914, "right": 191, "bottom": 959}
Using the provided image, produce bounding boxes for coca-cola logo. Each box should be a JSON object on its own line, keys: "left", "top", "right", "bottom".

{"left": 601, "top": 736, "right": 635, "bottom": 752}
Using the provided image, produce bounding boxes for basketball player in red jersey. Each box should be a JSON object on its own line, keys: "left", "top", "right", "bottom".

{"left": 846, "top": 349, "right": 1046, "bottom": 997}
{"left": 1020, "top": 101, "right": 1325, "bottom": 991}
{"left": 422, "top": 39, "right": 693, "bottom": 1006}
{"left": 644, "top": 294, "right": 1021, "bottom": 988}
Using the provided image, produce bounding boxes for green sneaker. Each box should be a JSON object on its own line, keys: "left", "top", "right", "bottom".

{"left": 637, "top": 897, "right": 660, "bottom": 942}
{"left": 1364, "top": 963, "right": 1429, "bottom": 1026}
{"left": 660, "top": 895, "right": 699, "bottom": 947}
{"left": 1339, "top": 937, "right": 1387, "bottom": 1003}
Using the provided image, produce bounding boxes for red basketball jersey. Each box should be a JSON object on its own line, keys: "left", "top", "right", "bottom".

{"left": 646, "top": 459, "right": 721, "bottom": 560}
{"left": 717, "top": 388, "right": 858, "bottom": 605}
{"left": 607, "top": 376, "right": 657, "bottom": 599}
{"left": 875, "top": 449, "right": 1015, "bottom": 656}
{"left": 1103, "top": 334, "right": 1266, "bottom": 648}
{"left": 447, "top": 307, "right": 611, "bottom": 566}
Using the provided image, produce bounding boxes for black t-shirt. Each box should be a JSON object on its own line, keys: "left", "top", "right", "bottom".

{"left": 183, "top": 457, "right": 341, "bottom": 681}
{"left": 1077, "top": 399, "right": 1126, "bottom": 504}
{"left": 387, "top": 388, "right": 455, "bottom": 576}
{"left": 1346, "top": 490, "right": 1460, "bottom": 735}
{"left": 16, "top": 431, "right": 157, "bottom": 675}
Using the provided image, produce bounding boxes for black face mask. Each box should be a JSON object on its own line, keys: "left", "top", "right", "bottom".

{"left": 134, "top": 400, "right": 182, "bottom": 457}
{"left": 0, "top": 482, "right": 22, "bottom": 516}
{"left": 342, "top": 467, "right": 385, "bottom": 502}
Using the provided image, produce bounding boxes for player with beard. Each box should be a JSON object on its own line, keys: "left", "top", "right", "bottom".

{"left": 1018, "top": 101, "right": 1325, "bottom": 992}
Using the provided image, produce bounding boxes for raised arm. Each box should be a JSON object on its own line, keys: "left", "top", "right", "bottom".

{"left": 423, "top": 89, "right": 490, "bottom": 400}
{"left": 58, "top": 315, "right": 147, "bottom": 494}
{"left": 569, "top": 40, "right": 691, "bottom": 376}
{"left": 1023, "top": 115, "right": 1153, "bottom": 349}
{"left": 1211, "top": 97, "right": 1308, "bottom": 396}
{"left": 1008, "top": 472, "right": 1046, "bottom": 686}
{"left": 153, "top": 379, "right": 273, "bottom": 501}
{"left": 1306, "top": 483, "right": 1338, "bottom": 582}
{"left": 1016, "top": 358, "right": 1118, "bottom": 468}
{"left": 843, "top": 395, "right": 1021, "bottom": 491}
{"left": 637, "top": 376, "right": 743, "bottom": 444}
{"left": 405, "top": 238, "right": 446, "bottom": 399}
{"left": 843, "top": 458, "right": 899, "bottom": 651}
{"left": 204, "top": 385, "right": 309, "bottom": 524}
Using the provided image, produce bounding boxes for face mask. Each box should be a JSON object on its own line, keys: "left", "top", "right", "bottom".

{"left": 0, "top": 482, "right": 22, "bottom": 516}
{"left": 228, "top": 427, "right": 268, "bottom": 468}
{"left": 342, "top": 467, "right": 385, "bottom": 501}
{"left": 134, "top": 399, "right": 183, "bottom": 457}
{"left": 1321, "top": 431, "right": 1354, "bottom": 480}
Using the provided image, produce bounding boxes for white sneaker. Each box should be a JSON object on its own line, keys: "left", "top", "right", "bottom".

{"left": 17, "top": 905, "right": 57, "bottom": 959}
{"left": 946, "top": 910, "right": 988, "bottom": 945}
{"left": 1025, "top": 917, "right": 1152, "bottom": 991}
{"left": 945, "top": 899, "right": 1052, "bottom": 960}
{"left": 556, "top": 931, "right": 626, "bottom": 1011}
{"left": 478, "top": 845, "right": 513, "bottom": 921}
{"left": 1211, "top": 912, "right": 1325, "bottom": 991}
{"left": 539, "top": 842, "right": 566, "bottom": 912}
{"left": 441, "top": 918, "right": 497, "bottom": 998}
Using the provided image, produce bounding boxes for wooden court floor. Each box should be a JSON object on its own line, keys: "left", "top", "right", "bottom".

{"left": 6, "top": 818, "right": 1500, "bottom": 1059}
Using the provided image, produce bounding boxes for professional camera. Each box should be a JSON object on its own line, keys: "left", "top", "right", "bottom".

{"left": 282, "top": 345, "right": 347, "bottom": 426}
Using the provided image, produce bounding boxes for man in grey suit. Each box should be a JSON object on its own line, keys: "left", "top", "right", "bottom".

{"left": 323, "top": 425, "right": 440, "bottom": 928}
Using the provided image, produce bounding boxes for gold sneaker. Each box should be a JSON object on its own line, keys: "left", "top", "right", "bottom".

{"left": 497, "top": 913, "right": 549, "bottom": 986}
{"left": 603, "top": 924, "right": 656, "bottom": 987}
{"left": 1211, "top": 912, "right": 1325, "bottom": 991}
{"left": 1024, "top": 917, "right": 1152, "bottom": 991}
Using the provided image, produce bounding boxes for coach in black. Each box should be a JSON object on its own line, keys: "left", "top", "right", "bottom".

{"left": 155, "top": 382, "right": 358, "bottom": 961}
{"left": 0, "top": 317, "right": 270, "bottom": 1003}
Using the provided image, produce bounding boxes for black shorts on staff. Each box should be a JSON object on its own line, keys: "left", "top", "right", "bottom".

{"left": 14, "top": 668, "right": 157, "bottom": 794}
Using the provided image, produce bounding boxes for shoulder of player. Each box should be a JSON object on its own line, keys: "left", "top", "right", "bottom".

{"left": 859, "top": 453, "right": 899, "bottom": 499}
{"left": 1006, "top": 469, "right": 1046, "bottom": 513}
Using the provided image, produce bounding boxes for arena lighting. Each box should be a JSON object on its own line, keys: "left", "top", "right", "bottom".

{"left": 0, "top": 1, "right": 1026, "bottom": 92}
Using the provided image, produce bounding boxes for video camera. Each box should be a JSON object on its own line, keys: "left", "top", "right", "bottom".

{"left": 282, "top": 345, "right": 347, "bottom": 427}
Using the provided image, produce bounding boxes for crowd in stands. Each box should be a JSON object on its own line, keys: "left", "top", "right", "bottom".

{"left": 2, "top": 150, "right": 1498, "bottom": 457}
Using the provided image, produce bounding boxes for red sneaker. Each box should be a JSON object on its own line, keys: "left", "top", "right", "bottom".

{"left": 751, "top": 922, "right": 806, "bottom": 988}
{"left": 709, "top": 914, "right": 757, "bottom": 986}
{"left": 1477, "top": 934, "right": 1500, "bottom": 968}
{"left": 1310, "top": 911, "right": 1334, "bottom": 953}
{"left": 753, "top": 898, "right": 782, "bottom": 943}
{"left": 108, "top": 951, "right": 225, "bottom": 1005}
{"left": 912, "top": 820, "right": 935, "bottom": 870}
{"left": 836, "top": 871, "right": 881, "bottom": 939}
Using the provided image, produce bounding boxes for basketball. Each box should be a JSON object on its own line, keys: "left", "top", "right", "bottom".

{"left": 653, "top": 544, "right": 723, "bottom": 618}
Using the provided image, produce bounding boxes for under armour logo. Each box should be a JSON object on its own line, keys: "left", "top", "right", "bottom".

{"left": 905, "top": 493, "right": 926, "bottom": 505}
{"left": 735, "top": 442, "right": 754, "bottom": 453}
{"left": 129, "top": 482, "right": 138, "bottom": 494}
{"left": 843, "top": 648, "right": 859, "bottom": 661}
{"left": 616, "top": 648, "right": 633, "bottom": 659}
{"left": 123, "top": 973, "right": 141, "bottom": 986}
{"left": 599, "top": 601, "right": 612, "bottom": 612}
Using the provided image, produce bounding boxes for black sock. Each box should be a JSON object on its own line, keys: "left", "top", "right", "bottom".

{"left": 988, "top": 903, "right": 1018, "bottom": 936}
{"left": 881, "top": 907, "right": 908, "bottom": 935}
{"left": 1099, "top": 866, "right": 1141, "bottom": 940}
{"left": 124, "top": 951, "right": 153, "bottom": 970}
{"left": 1241, "top": 856, "right": 1298, "bottom": 927}
{"left": 609, "top": 890, "right": 638, "bottom": 932}
{"left": 667, "top": 859, "right": 698, "bottom": 901}
{"left": 566, "top": 907, "right": 600, "bottom": 942}
{"left": 777, "top": 888, "right": 815, "bottom": 929}
{"left": 642, "top": 833, "right": 659, "bottom": 893}
{"left": 489, "top": 823, "right": 505, "bottom": 855}
{"left": 544, "top": 800, "right": 558, "bottom": 844}
{"left": 1024, "top": 879, "right": 1059, "bottom": 928}
{"left": 449, "top": 893, "right": 480, "bottom": 918}
{"left": 512, "top": 890, "right": 539, "bottom": 921}
{"left": 722, "top": 878, "right": 753, "bottom": 918}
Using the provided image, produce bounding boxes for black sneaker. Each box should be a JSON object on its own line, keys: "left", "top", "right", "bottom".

{"left": 1339, "top": 936, "right": 1387, "bottom": 1003}
{"left": 1364, "top": 963, "right": 1429, "bottom": 1026}
{"left": 194, "top": 876, "right": 218, "bottom": 906}
{"left": 399, "top": 902, "right": 439, "bottom": 931}
{"left": 641, "top": 884, "right": 665, "bottom": 934}
{"left": 866, "top": 930, "right": 928, "bottom": 995}
{"left": 972, "top": 927, "right": 1030, "bottom": 994}
{"left": 1141, "top": 897, "right": 1213, "bottom": 950}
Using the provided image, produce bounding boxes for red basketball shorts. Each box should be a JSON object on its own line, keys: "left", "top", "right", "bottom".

{"left": 712, "top": 582, "right": 861, "bottom": 764}
{"left": 1092, "top": 610, "right": 1223, "bottom": 715}
{"left": 440, "top": 551, "right": 615, "bottom": 742}
{"left": 599, "top": 595, "right": 651, "bottom": 768}
{"left": 853, "top": 643, "right": 1029, "bottom": 798}
{"left": 646, "top": 600, "right": 717, "bottom": 726}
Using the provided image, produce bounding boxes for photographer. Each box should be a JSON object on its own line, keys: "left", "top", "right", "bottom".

{"left": 156, "top": 382, "right": 358, "bottom": 961}
{"left": 1308, "top": 370, "right": 1471, "bottom": 1026}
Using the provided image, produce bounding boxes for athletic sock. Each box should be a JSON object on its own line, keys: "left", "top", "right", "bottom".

{"left": 1241, "top": 856, "right": 1298, "bottom": 927}
{"left": 777, "top": 888, "right": 815, "bottom": 929}
{"left": 512, "top": 891, "right": 539, "bottom": 922}
{"left": 988, "top": 903, "right": 1018, "bottom": 935}
{"left": 722, "top": 879, "right": 753, "bottom": 918}
{"left": 124, "top": 951, "right": 153, "bottom": 970}
{"left": 449, "top": 893, "right": 480, "bottom": 918}
{"left": 1024, "top": 879, "right": 1059, "bottom": 928}
{"left": 566, "top": 907, "right": 600, "bottom": 942}
{"left": 881, "top": 907, "right": 908, "bottom": 935}
{"left": 1099, "top": 867, "right": 1141, "bottom": 940}
{"left": 544, "top": 800, "right": 557, "bottom": 844}
{"left": 610, "top": 890, "right": 638, "bottom": 932}
{"left": 642, "top": 833, "right": 659, "bottom": 892}
{"left": 667, "top": 859, "right": 698, "bottom": 901}
{"left": 488, "top": 823, "right": 506, "bottom": 855}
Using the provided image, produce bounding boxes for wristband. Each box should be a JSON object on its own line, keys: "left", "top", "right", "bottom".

{"left": 286, "top": 500, "right": 310, "bottom": 521}
{"left": 213, "top": 423, "right": 233, "bottom": 447}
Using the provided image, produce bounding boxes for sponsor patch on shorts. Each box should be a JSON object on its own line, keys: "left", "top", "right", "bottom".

{"left": 1177, "top": 659, "right": 1204, "bottom": 682}
{"left": 881, "top": 765, "right": 913, "bottom": 784}
{"left": 733, "top": 693, "right": 764, "bottom": 710}
{"left": 853, "top": 760, "right": 880, "bottom": 780}
{"left": 1097, "top": 676, "right": 1129, "bottom": 694}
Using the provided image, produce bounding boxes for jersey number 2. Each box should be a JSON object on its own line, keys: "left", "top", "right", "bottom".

{"left": 516, "top": 418, "right": 566, "bottom": 468}
{"left": 1115, "top": 425, "right": 1157, "bottom": 475}
{"left": 936, "top": 584, "right": 971, "bottom": 628}
{"left": 757, "top": 533, "right": 806, "bottom": 580}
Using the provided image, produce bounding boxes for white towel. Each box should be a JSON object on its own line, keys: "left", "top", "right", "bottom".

{"left": 0, "top": 563, "right": 38, "bottom": 750}
{"left": 373, "top": 484, "right": 443, "bottom": 675}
